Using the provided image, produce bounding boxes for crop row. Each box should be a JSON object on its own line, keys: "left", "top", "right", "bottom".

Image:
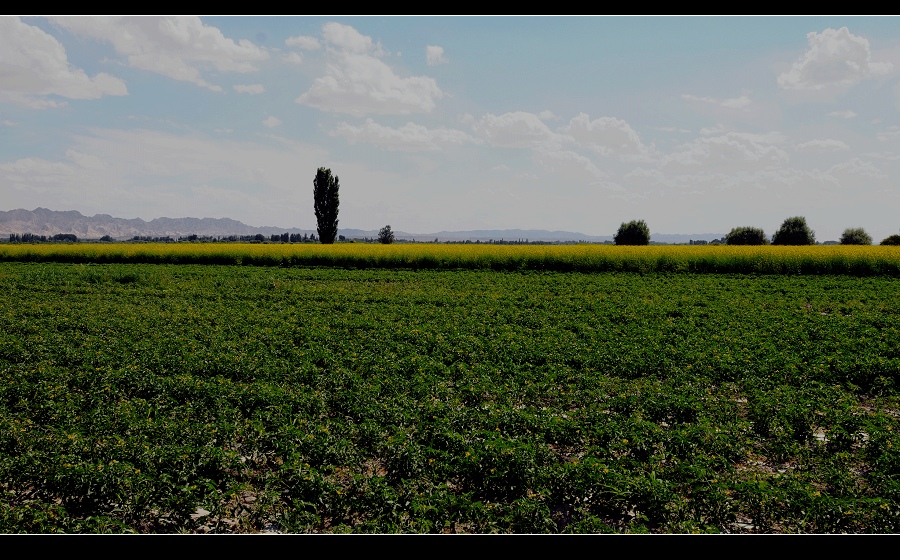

{"left": 2, "top": 243, "right": 900, "bottom": 276}
{"left": 1, "top": 263, "right": 899, "bottom": 532}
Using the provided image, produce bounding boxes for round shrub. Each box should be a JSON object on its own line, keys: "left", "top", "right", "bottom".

{"left": 614, "top": 220, "right": 650, "bottom": 246}
{"left": 772, "top": 216, "right": 816, "bottom": 246}
{"left": 725, "top": 227, "right": 768, "bottom": 245}
{"left": 840, "top": 228, "right": 872, "bottom": 245}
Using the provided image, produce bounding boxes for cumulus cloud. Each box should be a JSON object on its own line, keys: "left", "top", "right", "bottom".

{"left": 233, "top": 84, "right": 265, "bottom": 94}
{"left": 877, "top": 126, "right": 900, "bottom": 141}
{"left": 470, "top": 112, "right": 565, "bottom": 149}
{"left": 321, "top": 22, "right": 382, "bottom": 55}
{"left": 827, "top": 109, "right": 858, "bottom": 119}
{"left": 681, "top": 93, "right": 752, "bottom": 109}
{"left": 331, "top": 118, "right": 479, "bottom": 151}
{"left": 50, "top": 16, "right": 269, "bottom": 91}
{"left": 296, "top": 23, "right": 443, "bottom": 115}
{"left": 0, "top": 17, "right": 127, "bottom": 108}
{"left": 662, "top": 132, "right": 790, "bottom": 172}
{"left": 285, "top": 35, "right": 321, "bottom": 50}
{"left": 538, "top": 110, "right": 559, "bottom": 121}
{"left": 777, "top": 27, "right": 892, "bottom": 90}
{"left": 262, "top": 116, "right": 281, "bottom": 128}
{"left": 426, "top": 45, "right": 448, "bottom": 66}
{"left": 624, "top": 167, "right": 665, "bottom": 182}
{"left": 283, "top": 52, "right": 304, "bottom": 65}
{"left": 560, "top": 113, "right": 651, "bottom": 158}
{"left": 828, "top": 157, "right": 886, "bottom": 179}
{"left": 535, "top": 149, "right": 608, "bottom": 180}
{"left": 796, "top": 139, "right": 850, "bottom": 151}
{"left": 0, "top": 156, "right": 82, "bottom": 183}
{"left": 0, "top": 127, "right": 331, "bottom": 224}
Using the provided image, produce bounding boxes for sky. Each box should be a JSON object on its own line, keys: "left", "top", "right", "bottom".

{"left": 3, "top": 16, "right": 900, "bottom": 241}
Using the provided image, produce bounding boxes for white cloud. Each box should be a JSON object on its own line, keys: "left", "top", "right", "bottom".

{"left": 65, "top": 149, "right": 108, "bottom": 170}
{"left": 331, "top": 118, "right": 478, "bottom": 151}
{"left": 3, "top": 120, "right": 16, "bottom": 126}
{"left": 233, "top": 84, "right": 265, "bottom": 94}
{"left": 0, "top": 156, "right": 82, "bottom": 183}
{"left": 0, "top": 17, "right": 127, "bottom": 108}
{"left": 721, "top": 95, "right": 752, "bottom": 109}
{"left": 662, "top": 132, "right": 790, "bottom": 172}
{"left": 725, "top": 130, "right": 788, "bottom": 145}
{"left": 796, "top": 139, "right": 850, "bottom": 151}
{"left": 262, "top": 116, "right": 281, "bottom": 128}
{"left": 50, "top": 16, "right": 269, "bottom": 91}
{"left": 470, "top": 112, "right": 565, "bottom": 149}
{"left": 536, "top": 149, "right": 607, "bottom": 179}
{"left": 426, "top": 45, "right": 448, "bottom": 66}
{"left": 682, "top": 93, "right": 752, "bottom": 109}
{"left": 296, "top": 23, "right": 443, "bottom": 116}
{"left": 321, "top": 22, "right": 382, "bottom": 55}
{"left": 534, "top": 149, "right": 620, "bottom": 190}
{"left": 624, "top": 167, "right": 665, "bottom": 181}
{"left": 0, "top": 127, "right": 331, "bottom": 226}
{"left": 777, "top": 27, "right": 892, "bottom": 90}
{"left": 877, "top": 126, "right": 900, "bottom": 141}
{"left": 538, "top": 110, "right": 559, "bottom": 121}
{"left": 827, "top": 109, "right": 858, "bottom": 119}
{"left": 700, "top": 124, "right": 727, "bottom": 136}
{"left": 283, "top": 52, "right": 304, "bottom": 65}
{"left": 560, "top": 113, "right": 651, "bottom": 158}
{"left": 828, "top": 157, "right": 886, "bottom": 179}
{"left": 285, "top": 35, "right": 321, "bottom": 50}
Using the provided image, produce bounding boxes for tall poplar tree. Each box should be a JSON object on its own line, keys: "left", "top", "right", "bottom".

{"left": 313, "top": 167, "right": 340, "bottom": 244}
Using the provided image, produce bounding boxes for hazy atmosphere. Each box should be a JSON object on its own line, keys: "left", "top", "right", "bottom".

{"left": 3, "top": 16, "right": 900, "bottom": 241}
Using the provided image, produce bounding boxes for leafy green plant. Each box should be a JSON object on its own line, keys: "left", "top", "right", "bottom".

{"left": 1, "top": 262, "right": 899, "bottom": 532}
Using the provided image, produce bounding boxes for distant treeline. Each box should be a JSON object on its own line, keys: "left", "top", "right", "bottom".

{"left": 6, "top": 233, "right": 610, "bottom": 245}
{"left": 8, "top": 233, "right": 78, "bottom": 243}
{"left": 133, "top": 233, "right": 322, "bottom": 243}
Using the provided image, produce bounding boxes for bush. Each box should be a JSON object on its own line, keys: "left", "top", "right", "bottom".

{"left": 725, "top": 227, "right": 768, "bottom": 245}
{"left": 881, "top": 234, "right": 900, "bottom": 246}
{"left": 772, "top": 216, "right": 815, "bottom": 246}
{"left": 614, "top": 220, "right": 650, "bottom": 246}
{"left": 378, "top": 225, "right": 395, "bottom": 245}
{"left": 840, "top": 228, "right": 872, "bottom": 245}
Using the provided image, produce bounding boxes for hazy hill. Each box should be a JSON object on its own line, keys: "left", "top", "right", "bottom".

{"left": 0, "top": 208, "right": 315, "bottom": 239}
{"left": 0, "top": 208, "right": 724, "bottom": 243}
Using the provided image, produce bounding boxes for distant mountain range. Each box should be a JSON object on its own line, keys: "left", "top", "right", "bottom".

{"left": 0, "top": 208, "right": 726, "bottom": 244}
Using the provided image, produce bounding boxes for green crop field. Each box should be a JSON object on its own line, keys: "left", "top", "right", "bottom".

{"left": 1, "top": 258, "right": 899, "bottom": 533}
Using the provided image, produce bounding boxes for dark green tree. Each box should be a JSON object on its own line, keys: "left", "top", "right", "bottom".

{"left": 881, "top": 234, "right": 900, "bottom": 246}
{"left": 378, "top": 225, "right": 395, "bottom": 245}
{"left": 840, "top": 227, "right": 872, "bottom": 245}
{"left": 772, "top": 216, "right": 815, "bottom": 245}
{"left": 725, "top": 226, "right": 768, "bottom": 245}
{"left": 614, "top": 220, "right": 650, "bottom": 245}
{"left": 313, "top": 167, "right": 340, "bottom": 244}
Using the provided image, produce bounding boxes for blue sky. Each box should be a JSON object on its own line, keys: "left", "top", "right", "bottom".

{"left": 3, "top": 16, "right": 900, "bottom": 241}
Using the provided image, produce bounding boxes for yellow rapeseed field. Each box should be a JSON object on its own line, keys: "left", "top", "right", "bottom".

{"left": 2, "top": 242, "right": 900, "bottom": 275}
